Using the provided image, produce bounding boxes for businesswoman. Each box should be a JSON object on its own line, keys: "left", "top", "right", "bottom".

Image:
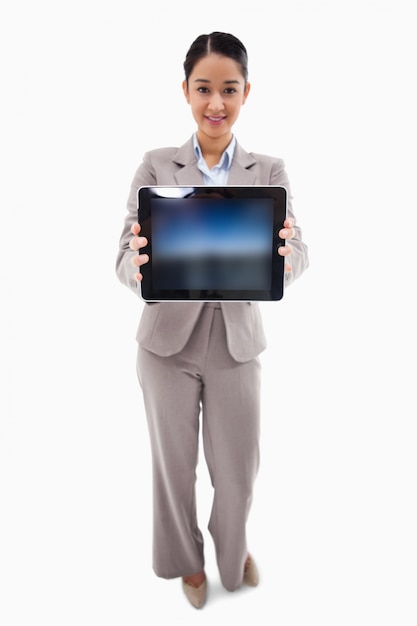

{"left": 116, "top": 32, "right": 309, "bottom": 609}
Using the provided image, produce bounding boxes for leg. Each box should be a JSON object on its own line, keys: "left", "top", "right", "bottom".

{"left": 201, "top": 310, "right": 261, "bottom": 591}
{"left": 137, "top": 346, "right": 205, "bottom": 579}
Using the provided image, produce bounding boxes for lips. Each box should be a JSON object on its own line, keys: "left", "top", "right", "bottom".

{"left": 206, "top": 116, "right": 226, "bottom": 125}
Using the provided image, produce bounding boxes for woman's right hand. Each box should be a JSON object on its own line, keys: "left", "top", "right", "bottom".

{"left": 129, "top": 223, "right": 149, "bottom": 282}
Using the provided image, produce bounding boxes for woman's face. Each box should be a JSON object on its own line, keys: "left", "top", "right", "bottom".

{"left": 183, "top": 53, "right": 250, "bottom": 146}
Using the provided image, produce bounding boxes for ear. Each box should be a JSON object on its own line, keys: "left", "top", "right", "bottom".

{"left": 242, "top": 81, "right": 251, "bottom": 104}
{"left": 182, "top": 80, "right": 190, "bottom": 104}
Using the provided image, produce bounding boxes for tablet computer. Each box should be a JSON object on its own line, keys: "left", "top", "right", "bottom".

{"left": 137, "top": 185, "right": 287, "bottom": 301}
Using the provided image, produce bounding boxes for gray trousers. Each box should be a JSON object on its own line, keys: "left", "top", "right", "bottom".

{"left": 136, "top": 303, "right": 261, "bottom": 591}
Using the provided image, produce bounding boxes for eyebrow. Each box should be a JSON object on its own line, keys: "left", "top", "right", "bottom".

{"left": 193, "top": 78, "right": 242, "bottom": 84}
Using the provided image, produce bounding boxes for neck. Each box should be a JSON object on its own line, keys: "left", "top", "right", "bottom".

{"left": 196, "top": 131, "right": 232, "bottom": 165}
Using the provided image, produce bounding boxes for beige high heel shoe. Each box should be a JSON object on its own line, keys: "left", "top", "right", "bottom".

{"left": 182, "top": 577, "right": 207, "bottom": 609}
{"left": 243, "top": 555, "right": 259, "bottom": 587}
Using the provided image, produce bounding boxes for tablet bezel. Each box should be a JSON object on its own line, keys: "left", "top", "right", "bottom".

{"left": 137, "top": 185, "right": 287, "bottom": 302}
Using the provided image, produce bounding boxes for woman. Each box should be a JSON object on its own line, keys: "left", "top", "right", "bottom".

{"left": 116, "top": 31, "right": 309, "bottom": 609}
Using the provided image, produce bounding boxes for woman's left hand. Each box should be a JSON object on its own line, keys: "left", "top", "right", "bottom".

{"left": 278, "top": 218, "right": 295, "bottom": 273}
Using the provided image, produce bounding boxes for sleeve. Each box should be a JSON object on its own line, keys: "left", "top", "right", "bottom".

{"left": 270, "top": 158, "right": 309, "bottom": 287}
{"left": 115, "top": 152, "right": 157, "bottom": 295}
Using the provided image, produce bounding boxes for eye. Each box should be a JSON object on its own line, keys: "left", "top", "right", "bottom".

{"left": 224, "top": 88, "right": 237, "bottom": 94}
{"left": 197, "top": 87, "right": 210, "bottom": 94}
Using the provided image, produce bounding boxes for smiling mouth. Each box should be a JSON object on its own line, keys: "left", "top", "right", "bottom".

{"left": 206, "top": 116, "right": 226, "bottom": 124}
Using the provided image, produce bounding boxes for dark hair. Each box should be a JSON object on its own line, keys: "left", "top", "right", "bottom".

{"left": 183, "top": 31, "right": 248, "bottom": 86}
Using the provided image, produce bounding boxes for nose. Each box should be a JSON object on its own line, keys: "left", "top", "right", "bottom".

{"left": 207, "top": 91, "right": 225, "bottom": 112}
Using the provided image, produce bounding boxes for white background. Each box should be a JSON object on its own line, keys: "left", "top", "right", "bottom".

{"left": 1, "top": 0, "right": 416, "bottom": 623}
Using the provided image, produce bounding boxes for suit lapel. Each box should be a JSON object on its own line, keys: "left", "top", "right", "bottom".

{"left": 228, "top": 142, "right": 257, "bottom": 185}
{"left": 227, "top": 163, "right": 257, "bottom": 185}
{"left": 175, "top": 165, "right": 205, "bottom": 185}
{"left": 173, "top": 139, "right": 203, "bottom": 185}
{"left": 172, "top": 136, "right": 258, "bottom": 186}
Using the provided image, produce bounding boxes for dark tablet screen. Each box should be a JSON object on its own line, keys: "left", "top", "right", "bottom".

{"left": 137, "top": 186, "right": 287, "bottom": 301}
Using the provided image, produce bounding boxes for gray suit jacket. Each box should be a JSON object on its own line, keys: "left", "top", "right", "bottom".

{"left": 116, "top": 137, "right": 309, "bottom": 362}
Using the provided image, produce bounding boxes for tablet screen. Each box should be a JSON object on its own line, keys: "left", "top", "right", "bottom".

{"left": 137, "top": 186, "right": 287, "bottom": 301}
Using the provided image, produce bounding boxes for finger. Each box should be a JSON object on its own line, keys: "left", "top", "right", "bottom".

{"left": 131, "top": 253, "right": 149, "bottom": 267}
{"left": 284, "top": 218, "right": 294, "bottom": 229}
{"left": 130, "top": 223, "right": 141, "bottom": 236}
{"left": 285, "top": 262, "right": 292, "bottom": 273}
{"left": 134, "top": 272, "right": 143, "bottom": 282}
{"left": 129, "top": 236, "right": 148, "bottom": 252}
{"left": 278, "top": 243, "right": 292, "bottom": 256}
{"left": 279, "top": 226, "right": 295, "bottom": 240}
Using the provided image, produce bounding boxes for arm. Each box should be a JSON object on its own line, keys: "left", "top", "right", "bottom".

{"left": 270, "top": 159, "right": 309, "bottom": 286}
{"left": 115, "top": 154, "right": 155, "bottom": 294}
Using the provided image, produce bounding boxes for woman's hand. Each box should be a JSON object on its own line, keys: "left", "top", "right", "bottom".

{"left": 129, "top": 223, "right": 149, "bottom": 282}
{"left": 278, "top": 218, "right": 295, "bottom": 273}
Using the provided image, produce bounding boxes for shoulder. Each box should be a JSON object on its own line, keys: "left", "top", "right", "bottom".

{"left": 249, "top": 151, "right": 285, "bottom": 167}
{"left": 235, "top": 142, "right": 285, "bottom": 171}
{"left": 243, "top": 148, "right": 288, "bottom": 185}
{"left": 131, "top": 138, "right": 195, "bottom": 187}
{"left": 143, "top": 137, "right": 194, "bottom": 165}
{"left": 143, "top": 146, "right": 180, "bottom": 165}
{"left": 130, "top": 147, "right": 180, "bottom": 188}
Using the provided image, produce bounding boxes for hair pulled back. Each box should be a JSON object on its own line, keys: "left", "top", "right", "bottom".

{"left": 183, "top": 31, "right": 248, "bottom": 86}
